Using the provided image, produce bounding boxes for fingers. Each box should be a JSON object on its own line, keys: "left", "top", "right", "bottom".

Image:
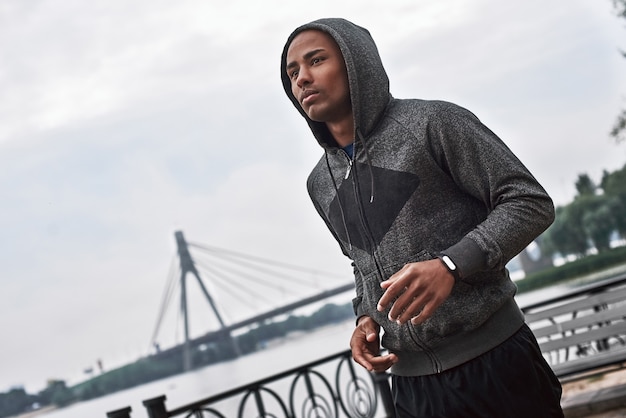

{"left": 378, "top": 267, "right": 425, "bottom": 323}
{"left": 358, "top": 315, "right": 379, "bottom": 333}
{"left": 367, "top": 353, "right": 398, "bottom": 372}
{"left": 353, "top": 350, "right": 398, "bottom": 372}
{"left": 410, "top": 299, "right": 440, "bottom": 325}
{"left": 377, "top": 260, "right": 454, "bottom": 325}
{"left": 352, "top": 351, "right": 374, "bottom": 371}
{"left": 377, "top": 271, "right": 405, "bottom": 312}
{"left": 390, "top": 294, "right": 426, "bottom": 324}
{"left": 351, "top": 318, "right": 380, "bottom": 369}
{"left": 351, "top": 317, "right": 397, "bottom": 372}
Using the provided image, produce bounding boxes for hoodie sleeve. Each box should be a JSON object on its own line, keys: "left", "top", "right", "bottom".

{"left": 427, "top": 102, "right": 555, "bottom": 278}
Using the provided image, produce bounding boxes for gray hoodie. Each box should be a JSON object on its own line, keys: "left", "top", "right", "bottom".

{"left": 281, "top": 18, "right": 555, "bottom": 376}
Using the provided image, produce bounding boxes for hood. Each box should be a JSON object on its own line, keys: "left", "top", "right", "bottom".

{"left": 281, "top": 18, "right": 391, "bottom": 150}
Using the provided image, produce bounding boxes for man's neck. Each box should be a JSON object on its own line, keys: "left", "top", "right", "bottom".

{"left": 327, "top": 119, "right": 354, "bottom": 148}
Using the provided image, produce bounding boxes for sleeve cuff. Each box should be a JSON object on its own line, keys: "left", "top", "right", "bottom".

{"left": 442, "top": 237, "right": 487, "bottom": 278}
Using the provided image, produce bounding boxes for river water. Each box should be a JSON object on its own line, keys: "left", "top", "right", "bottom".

{"left": 39, "top": 320, "right": 358, "bottom": 418}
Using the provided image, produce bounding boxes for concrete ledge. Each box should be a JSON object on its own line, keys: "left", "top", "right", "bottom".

{"left": 562, "top": 382, "right": 626, "bottom": 417}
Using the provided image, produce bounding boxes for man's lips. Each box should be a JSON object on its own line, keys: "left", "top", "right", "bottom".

{"left": 300, "top": 90, "right": 319, "bottom": 105}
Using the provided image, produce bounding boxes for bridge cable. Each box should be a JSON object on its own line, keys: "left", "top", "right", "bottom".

{"left": 188, "top": 242, "right": 346, "bottom": 279}
{"left": 150, "top": 256, "right": 181, "bottom": 350}
{"left": 192, "top": 258, "right": 277, "bottom": 312}
{"left": 192, "top": 253, "right": 315, "bottom": 294}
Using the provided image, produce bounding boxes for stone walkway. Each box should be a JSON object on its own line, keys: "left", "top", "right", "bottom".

{"left": 562, "top": 368, "right": 626, "bottom": 417}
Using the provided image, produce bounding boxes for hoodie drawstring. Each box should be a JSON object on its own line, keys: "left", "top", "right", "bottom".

{"left": 325, "top": 151, "right": 353, "bottom": 251}
{"left": 355, "top": 128, "right": 375, "bottom": 203}
{"left": 324, "top": 132, "right": 378, "bottom": 252}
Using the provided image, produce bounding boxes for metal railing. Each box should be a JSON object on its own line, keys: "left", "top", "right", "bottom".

{"left": 106, "top": 350, "right": 395, "bottom": 418}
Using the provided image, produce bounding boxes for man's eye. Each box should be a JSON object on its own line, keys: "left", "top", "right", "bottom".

{"left": 312, "top": 57, "right": 322, "bottom": 65}
{"left": 290, "top": 70, "right": 299, "bottom": 79}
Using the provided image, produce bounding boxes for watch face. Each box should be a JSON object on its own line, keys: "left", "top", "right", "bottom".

{"left": 442, "top": 255, "right": 456, "bottom": 271}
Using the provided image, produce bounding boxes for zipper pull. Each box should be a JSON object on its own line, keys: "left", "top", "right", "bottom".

{"left": 344, "top": 159, "right": 353, "bottom": 179}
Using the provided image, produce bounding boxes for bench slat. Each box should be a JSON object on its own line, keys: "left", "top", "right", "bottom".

{"left": 550, "top": 348, "right": 626, "bottom": 377}
{"left": 531, "top": 304, "right": 626, "bottom": 339}
{"left": 524, "top": 286, "right": 626, "bottom": 323}
{"left": 539, "top": 321, "right": 626, "bottom": 352}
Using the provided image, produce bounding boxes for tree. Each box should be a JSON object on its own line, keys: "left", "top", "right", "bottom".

{"left": 601, "top": 164, "right": 626, "bottom": 195}
{"left": 572, "top": 192, "right": 616, "bottom": 254}
{"left": 583, "top": 201, "right": 615, "bottom": 252}
{"left": 611, "top": 0, "right": 626, "bottom": 142}
{"left": 0, "top": 387, "right": 37, "bottom": 418}
{"left": 311, "top": 303, "right": 352, "bottom": 324}
{"left": 544, "top": 165, "right": 626, "bottom": 258}
{"left": 616, "top": 0, "right": 626, "bottom": 16}
{"left": 601, "top": 164, "right": 626, "bottom": 238}
{"left": 575, "top": 173, "right": 596, "bottom": 197}
{"left": 606, "top": 195, "right": 626, "bottom": 238}
{"left": 37, "top": 380, "right": 74, "bottom": 407}
{"left": 612, "top": 110, "right": 626, "bottom": 143}
{"left": 543, "top": 205, "right": 589, "bottom": 257}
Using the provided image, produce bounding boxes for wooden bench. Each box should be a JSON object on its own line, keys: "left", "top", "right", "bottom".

{"left": 521, "top": 274, "right": 626, "bottom": 381}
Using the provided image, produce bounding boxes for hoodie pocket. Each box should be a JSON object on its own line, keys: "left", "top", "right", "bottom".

{"left": 406, "top": 275, "right": 507, "bottom": 350}
{"left": 378, "top": 250, "right": 490, "bottom": 351}
{"left": 358, "top": 250, "right": 439, "bottom": 350}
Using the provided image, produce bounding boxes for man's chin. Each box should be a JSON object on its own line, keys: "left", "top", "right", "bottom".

{"left": 305, "top": 108, "right": 326, "bottom": 123}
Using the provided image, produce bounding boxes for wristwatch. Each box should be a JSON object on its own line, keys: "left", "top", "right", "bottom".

{"left": 438, "top": 254, "right": 461, "bottom": 281}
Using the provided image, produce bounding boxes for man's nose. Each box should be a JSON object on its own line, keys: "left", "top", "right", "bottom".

{"left": 296, "top": 67, "right": 312, "bottom": 88}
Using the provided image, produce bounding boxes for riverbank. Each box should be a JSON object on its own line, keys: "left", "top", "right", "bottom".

{"left": 11, "top": 406, "right": 57, "bottom": 418}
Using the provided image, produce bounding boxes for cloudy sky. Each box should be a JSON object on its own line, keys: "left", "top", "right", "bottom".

{"left": 1, "top": 0, "right": 625, "bottom": 393}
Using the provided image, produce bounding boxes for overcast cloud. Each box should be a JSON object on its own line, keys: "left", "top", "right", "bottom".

{"left": 1, "top": 0, "right": 625, "bottom": 393}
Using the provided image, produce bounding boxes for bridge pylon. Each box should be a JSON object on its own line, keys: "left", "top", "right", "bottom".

{"left": 174, "top": 230, "right": 239, "bottom": 371}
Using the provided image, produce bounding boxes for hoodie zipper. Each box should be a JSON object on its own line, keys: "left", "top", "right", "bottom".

{"left": 341, "top": 147, "right": 385, "bottom": 281}
{"left": 344, "top": 158, "right": 353, "bottom": 179}
{"left": 407, "top": 325, "right": 442, "bottom": 374}
{"left": 342, "top": 145, "right": 442, "bottom": 374}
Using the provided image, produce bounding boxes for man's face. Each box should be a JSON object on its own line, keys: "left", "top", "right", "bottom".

{"left": 286, "top": 30, "right": 352, "bottom": 125}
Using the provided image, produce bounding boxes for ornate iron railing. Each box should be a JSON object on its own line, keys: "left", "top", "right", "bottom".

{"left": 106, "top": 350, "right": 395, "bottom": 418}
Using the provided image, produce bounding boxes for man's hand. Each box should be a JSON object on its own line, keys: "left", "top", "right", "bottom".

{"left": 377, "top": 259, "right": 455, "bottom": 325}
{"left": 350, "top": 316, "right": 398, "bottom": 372}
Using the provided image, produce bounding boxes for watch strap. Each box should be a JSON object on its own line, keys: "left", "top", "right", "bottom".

{"left": 438, "top": 254, "right": 461, "bottom": 281}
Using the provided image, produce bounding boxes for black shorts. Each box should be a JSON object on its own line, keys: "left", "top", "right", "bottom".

{"left": 391, "top": 324, "right": 564, "bottom": 418}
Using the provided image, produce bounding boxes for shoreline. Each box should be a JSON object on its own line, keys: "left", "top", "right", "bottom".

{"left": 11, "top": 406, "right": 57, "bottom": 418}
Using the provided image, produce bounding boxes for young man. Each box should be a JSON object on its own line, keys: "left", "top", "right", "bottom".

{"left": 281, "top": 18, "right": 564, "bottom": 417}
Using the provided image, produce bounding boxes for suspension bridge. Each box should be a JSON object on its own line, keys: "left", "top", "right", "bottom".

{"left": 148, "top": 231, "right": 355, "bottom": 371}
